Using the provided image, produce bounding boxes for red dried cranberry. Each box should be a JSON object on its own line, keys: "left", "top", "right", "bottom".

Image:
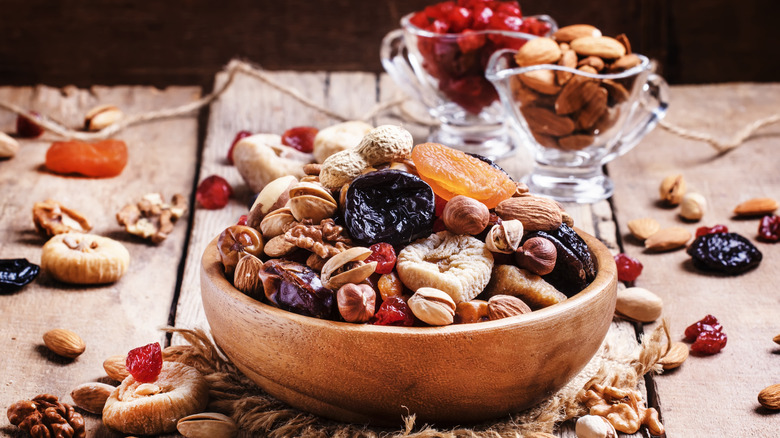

{"left": 126, "top": 342, "right": 163, "bottom": 383}
{"left": 695, "top": 224, "right": 729, "bottom": 238}
{"left": 196, "top": 175, "right": 233, "bottom": 209}
{"left": 372, "top": 296, "right": 415, "bottom": 326}
{"left": 684, "top": 314, "right": 722, "bottom": 342}
{"left": 237, "top": 214, "right": 248, "bottom": 226}
{"left": 758, "top": 215, "right": 780, "bottom": 243}
{"left": 434, "top": 195, "right": 448, "bottom": 217}
{"left": 227, "top": 130, "right": 252, "bottom": 165}
{"left": 432, "top": 217, "right": 447, "bottom": 232}
{"left": 614, "top": 253, "right": 643, "bottom": 283}
{"left": 16, "top": 111, "right": 44, "bottom": 138}
{"left": 281, "top": 126, "right": 318, "bottom": 153}
{"left": 691, "top": 330, "right": 727, "bottom": 354}
{"left": 366, "top": 243, "right": 396, "bottom": 274}
{"left": 519, "top": 16, "right": 552, "bottom": 36}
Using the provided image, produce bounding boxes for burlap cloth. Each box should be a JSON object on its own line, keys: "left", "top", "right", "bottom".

{"left": 164, "top": 319, "right": 669, "bottom": 438}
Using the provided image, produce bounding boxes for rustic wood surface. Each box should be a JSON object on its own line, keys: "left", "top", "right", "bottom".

{"left": 0, "top": 75, "right": 777, "bottom": 437}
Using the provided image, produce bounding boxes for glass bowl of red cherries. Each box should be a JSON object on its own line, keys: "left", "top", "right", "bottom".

{"left": 381, "top": 0, "right": 555, "bottom": 159}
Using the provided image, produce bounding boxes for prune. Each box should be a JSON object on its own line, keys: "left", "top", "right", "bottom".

{"left": 523, "top": 230, "right": 587, "bottom": 297}
{"left": 687, "top": 232, "right": 762, "bottom": 275}
{"left": 259, "top": 259, "right": 335, "bottom": 319}
{"left": 758, "top": 215, "right": 780, "bottom": 242}
{"left": 344, "top": 170, "right": 435, "bottom": 246}
{"left": 0, "top": 259, "right": 40, "bottom": 294}
{"left": 126, "top": 342, "right": 163, "bottom": 383}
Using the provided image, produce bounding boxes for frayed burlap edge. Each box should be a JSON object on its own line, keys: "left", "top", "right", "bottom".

{"left": 162, "top": 320, "right": 670, "bottom": 438}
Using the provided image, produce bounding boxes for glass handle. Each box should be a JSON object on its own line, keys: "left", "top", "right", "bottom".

{"left": 380, "top": 29, "right": 426, "bottom": 102}
{"left": 611, "top": 72, "right": 670, "bottom": 158}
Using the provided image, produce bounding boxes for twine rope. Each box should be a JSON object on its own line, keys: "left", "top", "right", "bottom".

{"left": 1, "top": 59, "right": 777, "bottom": 153}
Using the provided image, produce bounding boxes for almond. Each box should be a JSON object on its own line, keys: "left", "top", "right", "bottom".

{"left": 43, "top": 329, "right": 85, "bottom": 359}
{"left": 557, "top": 134, "right": 594, "bottom": 151}
{"left": 576, "top": 86, "right": 608, "bottom": 130}
{"left": 84, "top": 104, "right": 123, "bottom": 131}
{"left": 553, "top": 24, "right": 602, "bottom": 43}
{"left": 103, "top": 354, "right": 130, "bottom": 381}
{"left": 570, "top": 36, "right": 627, "bottom": 59}
{"left": 602, "top": 79, "right": 630, "bottom": 103}
{"left": 555, "top": 48, "right": 578, "bottom": 85}
{"left": 774, "top": 334, "right": 780, "bottom": 345}
{"left": 658, "top": 342, "right": 689, "bottom": 370}
{"left": 659, "top": 174, "right": 686, "bottom": 205}
{"left": 495, "top": 196, "right": 563, "bottom": 232}
{"left": 627, "top": 217, "right": 661, "bottom": 241}
{"left": 521, "top": 106, "right": 576, "bottom": 137}
{"left": 70, "top": 382, "right": 115, "bottom": 414}
{"left": 615, "top": 287, "right": 663, "bottom": 323}
{"left": 758, "top": 384, "right": 780, "bottom": 410}
{"left": 609, "top": 54, "right": 642, "bottom": 72}
{"left": 645, "top": 227, "right": 691, "bottom": 251}
{"left": 555, "top": 77, "right": 600, "bottom": 115}
{"left": 733, "top": 197, "right": 778, "bottom": 217}
{"left": 518, "top": 69, "right": 561, "bottom": 95}
{"left": 514, "top": 37, "right": 561, "bottom": 67}
{"left": 577, "top": 55, "right": 605, "bottom": 72}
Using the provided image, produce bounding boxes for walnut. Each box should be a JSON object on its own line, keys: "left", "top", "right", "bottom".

{"left": 283, "top": 218, "right": 352, "bottom": 259}
{"left": 581, "top": 383, "right": 664, "bottom": 435}
{"left": 116, "top": 193, "right": 187, "bottom": 243}
{"left": 7, "top": 393, "right": 86, "bottom": 438}
{"left": 32, "top": 200, "right": 92, "bottom": 236}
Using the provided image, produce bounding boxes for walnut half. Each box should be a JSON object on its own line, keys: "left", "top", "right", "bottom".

{"left": 33, "top": 199, "right": 92, "bottom": 236}
{"left": 117, "top": 193, "right": 187, "bottom": 243}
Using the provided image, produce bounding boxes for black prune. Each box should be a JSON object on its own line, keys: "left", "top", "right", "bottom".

{"left": 344, "top": 169, "right": 435, "bottom": 246}
{"left": 687, "top": 232, "right": 762, "bottom": 275}
{"left": 523, "top": 230, "right": 587, "bottom": 296}
{"left": 0, "top": 259, "right": 40, "bottom": 294}
{"left": 546, "top": 223, "right": 596, "bottom": 282}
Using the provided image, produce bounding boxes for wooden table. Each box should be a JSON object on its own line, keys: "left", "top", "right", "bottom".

{"left": 0, "top": 75, "right": 778, "bottom": 437}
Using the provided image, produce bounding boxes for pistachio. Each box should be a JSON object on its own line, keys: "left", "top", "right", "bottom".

{"left": 658, "top": 342, "right": 689, "bottom": 370}
{"left": 515, "top": 237, "right": 557, "bottom": 276}
{"left": 336, "top": 283, "right": 376, "bottom": 323}
{"left": 259, "top": 207, "right": 297, "bottom": 239}
{"left": 43, "top": 328, "right": 86, "bottom": 359}
{"left": 659, "top": 174, "right": 686, "bottom": 205}
{"left": 487, "top": 294, "right": 531, "bottom": 320}
{"left": 288, "top": 181, "right": 338, "bottom": 223}
{"left": 485, "top": 219, "right": 524, "bottom": 254}
{"left": 177, "top": 412, "right": 238, "bottom": 438}
{"left": 442, "top": 195, "right": 490, "bottom": 235}
{"left": 615, "top": 287, "right": 663, "bottom": 322}
{"left": 320, "top": 247, "right": 377, "bottom": 290}
{"left": 679, "top": 192, "right": 706, "bottom": 221}
{"left": 576, "top": 415, "right": 616, "bottom": 438}
{"left": 84, "top": 104, "right": 123, "bottom": 131}
{"left": 408, "top": 287, "right": 456, "bottom": 326}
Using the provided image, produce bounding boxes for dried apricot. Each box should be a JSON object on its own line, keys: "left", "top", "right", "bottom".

{"left": 411, "top": 143, "right": 515, "bottom": 208}
{"left": 45, "top": 139, "right": 128, "bottom": 177}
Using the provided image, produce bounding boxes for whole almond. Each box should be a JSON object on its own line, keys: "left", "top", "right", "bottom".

{"left": 556, "top": 48, "right": 578, "bottom": 85}
{"left": 518, "top": 69, "right": 561, "bottom": 95}
{"left": 615, "top": 287, "right": 663, "bottom": 323}
{"left": 758, "top": 384, "right": 780, "bottom": 410}
{"left": 627, "top": 217, "right": 661, "bottom": 241}
{"left": 645, "top": 227, "right": 691, "bottom": 251}
{"left": 570, "top": 36, "right": 626, "bottom": 59}
{"left": 43, "top": 329, "right": 85, "bottom": 359}
{"left": 553, "top": 24, "right": 602, "bottom": 43}
{"left": 609, "top": 54, "right": 642, "bottom": 72}
{"left": 578, "top": 55, "right": 606, "bottom": 71}
{"left": 495, "top": 195, "right": 563, "bottom": 232}
{"left": 514, "top": 37, "right": 561, "bottom": 67}
{"left": 576, "top": 86, "right": 608, "bottom": 130}
{"left": 555, "top": 77, "right": 601, "bottom": 115}
{"left": 0, "top": 132, "right": 21, "bottom": 158}
{"left": 658, "top": 342, "right": 689, "bottom": 370}
{"left": 70, "top": 382, "right": 115, "bottom": 414}
{"left": 521, "top": 106, "right": 576, "bottom": 137}
{"left": 774, "top": 334, "right": 780, "bottom": 345}
{"left": 487, "top": 295, "right": 531, "bottom": 320}
{"left": 103, "top": 354, "right": 130, "bottom": 381}
{"left": 557, "top": 134, "right": 594, "bottom": 151}
{"left": 733, "top": 197, "right": 778, "bottom": 217}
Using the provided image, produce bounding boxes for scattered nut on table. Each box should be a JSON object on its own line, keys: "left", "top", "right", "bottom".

{"left": 116, "top": 193, "right": 187, "bottom": 243}
{"left": 679, "top": 192, "right": 706, "bottom": 221}
{"left": 7, "top": 393, "right": 85, "bottom": 438}
{"left": 758, "top": 383, "right": 780, "bottom": 410}
{"left": 0, "top": 131, "right": 20, "bottom": 158}
{"left": 659, "top": 174, "right": 686, "bottom": 205}
{"left": 43, "top": 328, "right": 86, "bottom": 359}
{"left": 644, "top": 226, "right": 691, "bottom": 252}
{"left": 576, "top": 414, "right": 616, "bottom": 438}
{"left": 627, "top": 217, "right": 660, "bottom": 241}
{"left": 614, "top": 287, "right": 663, "bottom": 323}
{"left": 70, "top": 382, "right": 115, "bottom": 414}
{"left": 33, "top": 199, "right": 92, "bottom": 236}
{"left": 84, "top": 104, "right": 123, "bottom": 131}
{"left": 658, "top": 341, "right": 689, "bottom": 370}
{"left": 733, "top": 197, "right": 778, "bottom": 217}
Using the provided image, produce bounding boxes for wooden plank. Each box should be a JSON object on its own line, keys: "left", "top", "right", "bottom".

{"left": 0, "top": 85, "right": 200, "bottom": 436}
{"left": 607, "top": 83, "right": 780, "bottom": 436}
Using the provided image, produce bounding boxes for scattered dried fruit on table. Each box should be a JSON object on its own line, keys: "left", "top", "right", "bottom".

{"left": 0, "top": 131, "right": 20, "bottom": 158}
{"left": 614, "top": 253, "right": 642, "bottom": 283}
{"left": 116, "top": 193, "right": 187, "bottom": 243}
{"left": 758, "top": 215, "right": 780, "bottom": 242}
{"left": 84, "top": 104, "right": 123, "bottom": 131}
{"left": 684, "top": 314, "right": 727, "bottom": 355}
{"left": 177, "top": 412, "right": 239, "bottom": 438}
{"left": 0, "top": 258, "right": 40, "bottom": 294}
{"left": 227, "top": 130, "right": 252, "bottom": 164}
{"left": 758, "top": 384, "right": 780, "bottom": 410}
{"left": 16, "top": 111, "right": 44, "bottom": 138}
{"left": 614, "top": 287, "right": 662, "bottom": 323}
{"left": 687, "top": 232, "right": 762, "bottom": 275}
{"left": 70, "top": 382, "right": 115, "bottom": 414}
{"left": 659, "top": 174, "right": 686, "bottom": 206}
{"left": 627, "top": 217, "right": 660, "bottom": 241}
{"left": 733, "top": 197, "right": 778, "bottom": 217}
{"left": 408, "top": 287, "right": 457, "bottom": 326}
{"left": 43, "top": 328, "right": 86, "bottom": 359}
{"left": 196, "top": 175, "right": 233, "bottom": 209}
{"left": 312, "top": 120, "right": 373, "bottom": 164}
{"left": 658, "top": 342, "right": 689, "bottom": 370}
{"left": 282, "top": 126, "right": 319, "bottom": 153}
{"left": 41, "top": 233, "right": 130, "bottom": 284}
{"left": 7, "top": 393, "right": 85, "bottom": 438}
{"left": 371, "top": 295, "right": 415, "bottom": 326}
{"left": 684, "top": 314, "right": 722, "bottom": 341}
{"left": 45, "top": 139, "right": 128, "bottom": 177}
{"left": 695, "top": 224, "right": 728, "bottom": 238}
{"left": 644, "top": 226, "right": 691, "bottom": 252}
{"left": 679, "top": 192, "right": 706, "bottom": 221}
{"left": 126, "top": 342, "right": 163, "bottom": 383}
{"left": 32, "top": 199, "right": 92, "bottom": 236}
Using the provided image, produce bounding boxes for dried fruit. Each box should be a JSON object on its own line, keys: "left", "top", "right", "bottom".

{"left": 45, "top": 139, "right": 128, "bottom": 177}
{"left": 371, "top": 295, "right": 414, "bottom": 326}
{"left": 454, "top": 299, "right": 489, "bottom": 324}
{"left": 258, "top": 259, "right": 336, "bottom": 319}
{"left": 411, "top": 143, "right": 516, "bottom": 209}
{"left": 441, "top": 195, "right": 490, "bottom": 235}
{"left": 41, "top": 233, "right": 130, "bottom": 284}
{"left": 484, "top": 264, "right": 567, "bottom": 310}
{"left": 644, "top": 227, "right": 691, "bottom": 251}
{"left": 614, "top": 253, "right": 642, "bottom": 283}
{"left": 126, "top": 342, "right": 163, "bottom": 383}
{"left": 33, "top": 199, "right": 92, "bottom": 236}
{"left": 687, "top": 232, "right": 762, "bottom": 275}
{"left": 658, "top": 342, "right": 689, "bottom": 370}
{"left": 227, "top": 130, "right": 252, "bottom": 165}
{"left": 691, "top": 330, "right": 727, "bottom": 355}
{"left": 233, "top": 133, "right": 310, "bottom": 192}
{"left": 523, "top": 225, "right": 595, "bottom": 296}
{"left": 70, "top": 382, "right": 115, "bottom": 414}
{"left": 336, "top": 283, "right": 376, "bottom": 323}
{"left": 282, "top": 126, "right": 319, "bottom": 153}
{"left": 16, "top": 111, "right": 44, "bottom": 138}
{"left": 378, "top": 271, "right": 404, "bottom": 301}
{"left": 196, "top": 175, "right": 233, "bottom": 209}
{"left": 408, "top": 287, "right": 457, "bottom": 326}
{"left": 217, "top": 225, "right": 264, "bottom": 276}
{"left": 43, "top": 328, "right": 86, "bottom": 359}
{"left": 684, "top": 314, "right": 722, "bottom": 342}
{"left": 758, "top": 215, "right": 780, "bottom": 242}
{"left": 365, "top": 242, "right": 396, "bottom": 274}
{"left": 0, "top": 258, "right": 40, "bottom": 294}
{"left": 696, "top": 224, "right": 728, "bottom": 237}
{"left": 614, "top": 287, "right": 662, "bottom": 323}
{"left": 733, "top": 197, "right": 778, "bottom": 217}
{"left": 758, "top": 384, "right": 780, "bottom": 410}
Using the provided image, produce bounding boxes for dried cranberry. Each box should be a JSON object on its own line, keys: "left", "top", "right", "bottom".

{"left": 614, "top": 253, "right": 643, "bottom": 283}
{"left": 695, "top": 224, "right": 729, "bottom": 238}
{"left": 126, "top": 342, "right": 163, "bottom": 383}
{"left": 366, "top": 243, "right": 396, "bottom": 274}
{"left": 196, "top": 175, "right": 232, "bottom": 209}
{"left": 16, "top": 111, "right": 44, "bottom": 138}
{"left": 227, "top": 130, "right": 252, "bottom": 165}
{"left": 281, "top": 126, "right": 318, "bottom": 153}
{"left": 434, "top": 195, "right": 448, "bottom": 217}
{"left": 758, "top": 215, "right": 780, "bottom": 243}
{"left": 691, "top": 330, "right": 727, "bottom": 355}
{"left": 236, "top": 214, "right": 248, "bottom": 226}
{"left": 372, "top": 296, "right": 415, "bottom": 326}
{"left": 684, "top": 314, "right": 722, "bottom": 342}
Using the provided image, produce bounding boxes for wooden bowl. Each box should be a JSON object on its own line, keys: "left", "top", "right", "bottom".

{"left": 200, "top": 229, "right": 617, "bottom": 426}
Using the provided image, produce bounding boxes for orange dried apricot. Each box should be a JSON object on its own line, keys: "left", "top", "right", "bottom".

{"left": 45, "top": 139, "right": 128, "bottom": 178}
{"left": 411, "top": 143, "right": 515, "bottom": 208}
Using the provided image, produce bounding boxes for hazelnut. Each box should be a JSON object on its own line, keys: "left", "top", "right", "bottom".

{"left": 337, "top": 283, "right": 376, "bottom": 323}
{"left": 515, "top": 237, "right": 557, "bottom": 276}
{"left": 441, "top": 195, "right": 490, "bottom": 235}
{"left": 408, "top": 287, "right": 456, "bottom": 326}
{"left": 487, "top": 295, "right": 531, "bottom": 320}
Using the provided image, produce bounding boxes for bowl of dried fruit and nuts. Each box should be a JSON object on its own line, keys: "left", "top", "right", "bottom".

{"left": 200, "top": 125, "right": 617, "bottom": 425}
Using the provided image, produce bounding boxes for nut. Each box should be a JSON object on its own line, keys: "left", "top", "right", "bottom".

{"left": 514, "top": 37, "right": 562, "bottom": 67}
{"left": 553, "top": 24, "right": 602, "bottom": 43}
{"left": 454, "top": 300, "right": 489, "bottom": 324}
{"left": 644, "top": 227, "right": 691, "bottom": 251}
{"left": 116, "top": 193, "right": 187, "bottom": 243}
{"left": 354, "top": 125, "right": 414, "bottom": 166}
{"left": 575, "top": 414, "right": 616, "bottom": 438}
{"left": 609, "top": 54, "right": 642, "bottom": 72}
{"left": 774, "top": 334, "right": 780, "bottom": 345}
{"left": 246, "top": 175, "right": 298, "bottom": 228}
{"left": 487, "top": 295, "right": 532, "bottom": 320}
{"left": 679, "top": 192, "right": 706, "bottom": 221}
{"left": 659, "top": 174, "right": 686, "bottom": 205}
{"left": 0, "top": 131, "right": 20, "bottom": 158}
{"left": 336, "top": 283, "right": 376, "bottom": 323}
{"left": 758, "top": 384, "right": 780, "bottom": 410}
{"left": 442, "top": 195, "right": 490, "bottom": 235}
{"left": 614, "top": 287, "right": 663, "bottom": 322}
{"left": 103, "top": 354, "right": 130, "bottom": 381}
{"left": 570, "top": 36, "right": 626, "bottom": 59}
{"left": 288, "top": 181, "right": 338, "bottom": 223}
{"left": 259, "top": 207, "right": 297, "bottom": 239}
{"left": 33, "top": 199, "right": 93, "bottom": 236}
{"left": 521, "top": 105, "right": 575, "bottom": 135}
{"left": 320, "top": 246, "right": 377, "bottom": 290}
{"left": 658, "top": 342, "right": 689, "bottom": 370}
{"left": 319, "top": 149, "right": 369, "bottom": 190}
{"left": 495, "top": 196, "right": 562, "bottom": 231}
{"left": 485, "top": 219, "right": 524, "bottom": 254}
{"left": 518, "top": 69, "right": 562, "bottom": 95}
{"left": 733, "top": 197, "right": 778, "bottom": 217}
{"left": 43, "top": 328, "right": 86, "bottom": 359}
{"left": 232, "top": 253, "right": 264, "bottom": 297}
{"left": 84, "top": 104, "right": 123, "bottom": 131}
{"left": 408, "top": 287, "right": 457, "bottom": 326}
{"left": 177, "top": 412, "right": 238, "bottom": 438}
{"left": 627, "top": 217, "right": 660, "bottom": 241}
{"left": 515, "top": 237, "right": 558, "bottom": 276}
{"left": 233, "top": 133, "right": 310, "bottom": 193}
{"left": 70, "top": 382, "right": 114, "bottom": 414}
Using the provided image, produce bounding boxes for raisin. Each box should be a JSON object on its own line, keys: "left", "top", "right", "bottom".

{"left": 614, "top": 253, "right": 643, "bottom": 283}
{"left": 758, "top": 215, "right": 780, "bottom": 243}
{"left": 371, "top": 296, "right": 415, "bottom": 326}
{"left": 691, "top": 330, "right": 727, "bottom": 355}
{"left": 45, "top": 139, "right": 128, "bottom": 178}
{"left": 0, "top": 259, "right": 40, "bottom": 294}
{"left": 687, "top": 232, "right": 762, "bottom": 275}
{"left": 377, "top": 272, "right": 404, "bottom": 301}
{"left": 196, "top": 175, "right": 233, "bottom": 209}
{"left": 695, "top": 224, "right": 729, "bottom": 238}
{"left": 366, "top": 242, "right": 396, "bottom": 274}
{"left": 126, "top": 342, "right": 163, "bottom": 383}
{"left": 227, "top": 130, "right": 252, "bottom": 164}
{"left": 281, "top": 126, "right": 318, "bottom": 153}
{"left": 16, "top": 111, "right": 44, "bottom": 138}
{"left": 684, "top": 314, "right": 722, "bottom": 342}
